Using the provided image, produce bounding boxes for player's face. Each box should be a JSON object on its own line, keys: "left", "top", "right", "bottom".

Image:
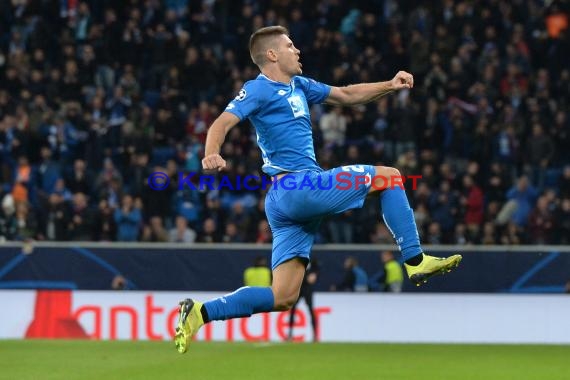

{"left": 276, "top": 35, "right": 302, "bottom": 76}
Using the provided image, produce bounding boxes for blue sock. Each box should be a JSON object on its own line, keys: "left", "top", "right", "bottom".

{"left": 203, "top": 287, "right": 274, "bottom": 321}
{"left": 380, "top": 187, "right": 423, "bottom": 262}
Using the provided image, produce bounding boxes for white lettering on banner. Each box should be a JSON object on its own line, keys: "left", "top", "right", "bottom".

{"left": 72, "top": 295, "right": 331, "bottom": 342}
{"left": 1, "top": 291, "right": 570, "bottom": 343}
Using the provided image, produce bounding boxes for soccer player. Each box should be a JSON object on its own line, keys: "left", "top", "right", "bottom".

{"left": 175, "top": 26, "right": 462, "bottom": 353}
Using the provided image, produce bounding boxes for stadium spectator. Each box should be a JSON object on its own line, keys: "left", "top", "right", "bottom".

{"left": 169, "top": 215, "right": 197, "bottom": 243}
{"left": 319, "top": 106, "right": 347, "bottom": 149}
{"left": 65, "top": 159, "right": 94, "bottom": 197}
{"left": 559, "top": 166, "right": 570, "bottom": 199}
{"left": 499, "top": 222, "right": 524, "bottom": 245}
{"left": 370, "top": 251, "right": 404, "bottom": 293}
{"left": 556, "top": 198, "right": 570, "bottom": 244}
{"left": 114, "top": 194, "right": 141, "bottom": 242}
{"left": 461, "top": 175, "right": 484, "bottom": 238}
{"left": 429, "top": 181, "right": 458, "bottom": 241}
{"left": 327, "top": 211, "right": 355, "bottom": 244}
{"left": 38, "top": 193, "right": 71, "bottom": 241}
{"left": 222, "top": 222, "right": 242, "bottom": 243}
{"left": 331, "top": 256, "right": 369, "bottom": 292}
{"left": 243, "top": 256, "right": 271, "bottom": 287}
{"left": 504, "top": 175, "right": 539, "bottom": 228}
{"left": 255, "top": 219, "right": 272, "bottom": 244}
{"left": 452, "top": 223, "right": 470, "bottom": 245}
{"left": 197, "top": 217, "right": 221, "bottom": 243}
{"left": 369, "top": 222, "right": 393, "bottom": 244}
{"left": 142, "top": 216, "right": 169, "bottom": 242}
{"left": 525, "top": 124, "right": 555, "bottom": 190}
{"left": 0, "top": 194, "right": 17, "bottom": 241}
{"left": 527, "top": 196, "right": 556, "bottom": 244}
{"left": 93, "top": 199, "right": 117, "bottom": 242}
{"left": 68, "top": 192, "right": 94, "bottom": 241}
{"left": 426, "top": 222, "right": 443, "bottom": 245}
{"left": 480, "top": 222, "right": 499, "bottom": 245}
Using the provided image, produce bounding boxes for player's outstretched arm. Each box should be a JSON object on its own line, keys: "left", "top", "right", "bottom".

{"left": 202, "top": 111, "right": 240, "bottom": 172}
{"left": 325, "top": 71, "right": 414, "bottom": 106}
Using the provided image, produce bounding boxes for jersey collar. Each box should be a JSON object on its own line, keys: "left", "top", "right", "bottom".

{"left": 258, "top": 74, "right": 291, "bottom": 86}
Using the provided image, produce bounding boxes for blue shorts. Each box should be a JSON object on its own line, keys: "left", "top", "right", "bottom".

{"left": 265, "top": 165, "right": 376, "bottom": 269}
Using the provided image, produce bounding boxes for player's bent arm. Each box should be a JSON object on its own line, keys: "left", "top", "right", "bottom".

{"left": 202, "top": 112, "right": 240, "bottom": 171}
{"left": 326, "top": 82, "right": 395, "bottom": 106}
{"left": 325, "top": 71, "right": 414, "bottom": 106}
{"left": 204, "top": 112, "right": 240, "bottom": 156}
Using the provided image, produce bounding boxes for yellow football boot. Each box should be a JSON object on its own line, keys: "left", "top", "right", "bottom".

{"left": 404, "top": 253, "right": 462, "bottom": 286}
{"left": 174, "top": 299, "right": 204, "bottom": 353}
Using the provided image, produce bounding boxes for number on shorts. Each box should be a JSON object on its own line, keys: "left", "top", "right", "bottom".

{"left": 341, "top": 165, "right": 365, "bottom": 173}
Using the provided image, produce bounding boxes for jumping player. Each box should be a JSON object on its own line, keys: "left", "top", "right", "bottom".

{"left": 175, "top": 26, "right": 461, "bottom": 353}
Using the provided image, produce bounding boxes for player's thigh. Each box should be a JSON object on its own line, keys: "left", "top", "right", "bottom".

{"left": 269, "top": 219, "right": 321, "bottom": 270}
{"left": 317, "top": 164, "right": 376, "bottom": 214}
{"left": 267, "top": 218, "right": 319, "bottom": 310}
{"left": 284, "top": 165, "right": 376, "bottom": 220}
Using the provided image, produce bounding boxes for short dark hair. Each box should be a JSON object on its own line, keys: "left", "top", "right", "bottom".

{"left": 249, "top": 26, "right": 289, "bottom": 67}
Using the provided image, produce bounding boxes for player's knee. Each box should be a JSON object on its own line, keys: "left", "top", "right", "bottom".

{"left": 374, "top": 166, "right": 401, "bottom": 178}
{"left": 272, "top": 291, "right": 299, "bottom": 311}
{"left": 275, "top": 298, "right": 297, "bottom": 311}
{"left": 372, "top": 166, "right": 402, "bottom": 191}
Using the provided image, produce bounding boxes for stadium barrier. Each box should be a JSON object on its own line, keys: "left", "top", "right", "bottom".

{"left": 0, "top": 242, "right": 569, "bottom": 293}
{"left": 1, "top": 243, "right": 569, "bottom": 343}
{"left": 1, "top": 290, "right": 569, "bottom": 344}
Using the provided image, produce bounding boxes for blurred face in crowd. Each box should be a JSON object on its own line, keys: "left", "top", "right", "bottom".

{"left": 536, "top": 196, "right": 548, "bottom": 212}
{"left": 517, "top": 176, "right": 529, "bottom": 191}
{"left": 176, "top": 216, "right": 187, "bottom": 230}
{"left": 73, "top": 193, "right": 87, "bottom": 209}
{"left": 381, "top": 251, "right": 394, "bottom": 263}
{"left": 122, "top": 195, "right": 133, "bottom": 209}
{"left": 462, "top": 175, "right": 473, "bottom": 189}
{"left": 74, "top": 159, "right": 85, "bottom": 172}
{"left": 204, "top": 218, "right": 216, "bottom": 234}
{"left": 40, "top": 147, "right": 52, "bottom": 160}
{"left": 226, "top": 223, "right": 237, "bottom": 236}
{"left": 344, "top": 257, "right": 356, "bottom": 269}
{"left": 562, "top": 199, "right": 570, "bottom": 212}
{"left": 150, "top": 216, "right": 163, "bottom": 230}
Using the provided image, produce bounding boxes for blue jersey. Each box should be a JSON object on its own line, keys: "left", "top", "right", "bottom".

{"left": 224, "top": 74, "right": 331, "bottom": 176}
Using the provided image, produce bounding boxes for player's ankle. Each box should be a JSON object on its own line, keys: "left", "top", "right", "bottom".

{"left": 200, "top": 305, "right": 210, "bottom": 324}
{"left": 405, "top": 253, "right": 423, "bottom": 266}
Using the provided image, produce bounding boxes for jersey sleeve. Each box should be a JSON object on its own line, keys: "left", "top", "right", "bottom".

{"left": 224, "top": 81, "right": 260, "bottom": 121}
{"left": 296, "top": 76, "right": 331, "bottom": 105}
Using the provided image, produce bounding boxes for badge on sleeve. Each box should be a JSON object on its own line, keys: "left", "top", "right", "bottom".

{"left": 235, "top": 89, "right": 246, "bottom": 101}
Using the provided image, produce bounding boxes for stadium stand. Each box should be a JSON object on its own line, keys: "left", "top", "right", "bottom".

{"left": 0, "top": 0, "right": 568, "bottom": 245}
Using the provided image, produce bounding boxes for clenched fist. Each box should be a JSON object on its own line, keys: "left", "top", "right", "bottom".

{"left": 202, "top": 154, "right": 227, "bottom": 172}
{"left": 390, "top": 71, "right": 414, "bottom": 90}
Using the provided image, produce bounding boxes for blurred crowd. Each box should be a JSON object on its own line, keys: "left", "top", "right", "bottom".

{"left": 0, "top": 0, "right": 569, "bottom": 245}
